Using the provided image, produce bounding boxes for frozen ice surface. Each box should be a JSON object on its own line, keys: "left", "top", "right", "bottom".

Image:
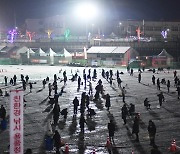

{"left": 0, "top": 65, "right": 180, "bottom": 153}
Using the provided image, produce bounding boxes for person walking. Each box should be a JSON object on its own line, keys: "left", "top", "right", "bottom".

{"left": 157, "top": 78, "right": 160, "bottom": 90}
{"left": 152, "top": 75, "right": 155, "bottom": 85}
{"left": 177, "top": 86, "right": 180, "bottom": 99}
{"left": 121, "top": 104, "right": 128, "bottom": 125}
{"left": 132, "top": 115, "right": 139, "bottom": 142}
{"left": 29, "top": 82, "right": 32, "bottom": 93}
{"left": 53, "top": 102, "right": 60, "bottom": 125}
{"left": 79, "top": 114, "right": 86, "bottom": 132}
{"left": 73, "top": 96, "right": 79, "bottom": 115}
{"left": 108, "top": 120, "right": 115, "bottom": 143}
{"left": 138, "top": 73, "right": 141, "bottom": 83}
{"left": 42, "top": 79, "right": 46, "bottom": 89}
{"left": 122, "top": 87, "right": 126, "bottom": 102}
{"left": 13, "top": 75, "right": 17, "bottom": 85}
{"left": 130, "top": 69, "right": 134, "bottom": 76}
{"left": 167, "top": 80, "right": 170, "bottom": 93}
{"left": 53, "top": 130, "right": 61, "bottom": 154}
{"left": 88, "top": 81, "right": 93, "bottom": 95}
{"left": 78, "top": 76, "right": 81, "bottom": 89}
{"left": 117, "top": 77, "right": 122, "bottom": 87}
{"left": 157, "top": 92, "right": 165, "bottom": 107}
{"left": 0, "top": 105, "right": 6, "bottom": 120}
{"left": 4, "top": 76, "right": 8, "bottom": 86}
{"left": 174, "top": 70, "right": 177, "bottom": 78}
{"left": 148, "top": 120, "right": 156, "bottom": 146}
{"left": 105, "top": 94, "right": 111, "bottom": 111}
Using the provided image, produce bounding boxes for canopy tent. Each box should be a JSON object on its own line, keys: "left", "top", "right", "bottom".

{"left": 38, "top": 48, "right": 47, "bottom": 56}
{"left": 46, "top": 48, "right": 57, "bottom": 56}
{"left": 63, "top": 48, "right": 72, "bottom": 57}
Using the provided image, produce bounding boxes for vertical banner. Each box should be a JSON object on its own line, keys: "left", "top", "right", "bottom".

{"left": 10, "top": 90, "right": 24, "bottom": 154}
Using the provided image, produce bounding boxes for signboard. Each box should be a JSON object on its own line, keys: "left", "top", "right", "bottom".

{"left": 10, "top": 90, "right": 24, "bottom": 154}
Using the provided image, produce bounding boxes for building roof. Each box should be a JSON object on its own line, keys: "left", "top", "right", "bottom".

{"left": 87, "top": 47, "right": 103, "bottom": 53}
{"left": 87, "top": 46, "right": 131, "bottom": 54}
{"left": 158, "top": 49, "right": 173, "bottom": 58}
{"left": 112, "top": 47, "right": 131, "bottom": 53}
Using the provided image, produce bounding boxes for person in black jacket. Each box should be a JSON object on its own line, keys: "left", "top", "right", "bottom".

{"left": 73, "top": 96, "right": 79, "bottom": 115}
{"left": 105, "top": 94, "right": 111, "bottom": 111}
{"left": 132, "top": 115, "right": 139, "bottom": 142}
{"left": 148, "top": 120, "right": 156, "bottom": 146}
{"left": 108, "top": 120, "right": 115, "bottom": 143}
{"left": 121, "top": 104, "right": 128, "bottom": 124}
{"left": 53, "top": 130, "right": 61, "bottom": 154}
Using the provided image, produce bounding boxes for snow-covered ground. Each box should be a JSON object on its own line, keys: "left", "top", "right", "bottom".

{"left": 0, "top": 65, "right": 180, "bottom": 154}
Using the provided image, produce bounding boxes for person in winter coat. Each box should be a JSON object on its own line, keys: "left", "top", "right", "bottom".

{"left": 53, "top": 130, "right": 61, "bottom": 154}
{"left": 0, "top": 105, "right": 6, "bottom": 120}
{"left": 121, "top": 104, "right": 128, "bottom": 124}
{"left": 105, "top": 94, "right": 111, "bottom": 111}
{"left": 167, "top": 80, "right": 170, "bottom": 93}
{"left": 79, "top": 114, "right": 86, "bottom": 132}
{"left": 148, "top": 120, "right": 156, "bottom": 146}
{"left": 53, "top": 103, "right": 60, "bottom": 125}
{"left": 157, "top": 92, "right": 165, "bottom": 107}
{"left": 122, "top": 87, "right": 126, "bottom": 102}
{"left": 132, "top": 115, "right": 139, "bottom": 142}
{"left": 108, "top": 120, "right": 115, "bottom": 143}
{"left": 152, "top": 75, "right": 155, "bottom": 85}
{"left": 73, "top": 96, "right": 79, "bottom": 115}
{"left": 138, "top": 73, "right": 141, "bottom": 83}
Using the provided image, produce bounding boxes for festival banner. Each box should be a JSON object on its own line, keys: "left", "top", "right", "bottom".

{"left": 10, "top": 90, "right": 24, "bottom": 154}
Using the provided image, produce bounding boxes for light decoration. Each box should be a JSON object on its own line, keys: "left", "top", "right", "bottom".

{"left": 136, "top": 26, "right": 142, "bottom": 40}
{"left": 8, "top": 29, "right": 17, "bottom": 43}
{"left": 64, "top": 29, "right": 71, "bottom": 40}
{"left": 26, "top": 31, "right": 35, "bottom": 41}
{"left": 45, "top": 29, "right": 53, "bottom": 39}
{"left": 161, "top": 29, "right": 169, "bottom": 39}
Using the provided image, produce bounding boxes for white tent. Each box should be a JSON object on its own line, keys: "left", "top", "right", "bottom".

{"left": 63, "top": 48, "right": 72, "bottom": 57}
{"left": 29, "top": 48, "right": 35, "bottom": 54}
{"left": 38, "top": 48, "right": 46, "bottom": 56}
{"left": 47, "top": 48, "right": 57, "bottom": 65}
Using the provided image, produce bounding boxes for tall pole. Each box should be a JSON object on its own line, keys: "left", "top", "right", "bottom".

{"left": 86, "top": 21, "right": 88, "bottom": 48}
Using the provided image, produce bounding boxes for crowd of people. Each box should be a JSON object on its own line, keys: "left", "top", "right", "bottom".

{"left": 0, "top": 66, "right": 179, "bottom": 154}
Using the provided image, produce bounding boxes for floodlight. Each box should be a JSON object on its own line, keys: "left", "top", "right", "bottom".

{"left": 75, "top": 2, "right": 98, "bottom": 20}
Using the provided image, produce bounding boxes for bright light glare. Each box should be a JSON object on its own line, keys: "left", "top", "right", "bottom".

{"left": 75, "top": 2, "right": 98, "bottom": 20}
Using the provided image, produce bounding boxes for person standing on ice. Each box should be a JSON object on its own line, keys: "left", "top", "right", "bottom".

{"left": 167, "top": 80, "right": 170, "bottom": 93}
{"left": 121, "top": 104, "right": 128, "bottom": 125}
{"left": 138, "top": 73, "right": 141, "bottom": 83}
{"left": 108, "top": 120, "right": 115, "bottom": 143}
{"left": 4, "top": 76, "right": 8, "bottom": 86}
{"left": 13, "top": 75, "right": 17, "bottom": 85}
{"left": 73, "top": 96, "right": 79, "bottom": 115}
{"left": 152, "top": 75, "right": 155, "bottom": 85}
{"left": 78, "top": 76, "right": 81, "bottom": 89}
{"left": 53, "top": 102, "right": 60, "bottom": 125}
{"left": 53, "top": 130, "right": 61, "bottom": 154}
{"left": 121, "top": 87, "right": 126, "bottom": 102}
{"left": 148, "top": 120, "right": 156, "bottom": 146}
{"left": 105, "top": 94, "right": 111, "bottom": 111}
{"left": 157, "top": 78, "right": 160, "bottom": 90}
{"left": 157, "top": 92, "right": 164, "bottom": 107}
{"left": 132, "top": 115, "right": 139, "bottom": 142}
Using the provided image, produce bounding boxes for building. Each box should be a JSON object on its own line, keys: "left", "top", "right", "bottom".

{"left": 152, "top": 49, "right": 174, "bottom": 68}
{"left": 25, "top": 15, "right": 66, "bottom": 39}
{"left": 87, "top": 46, "right": 138, "bottom": 67}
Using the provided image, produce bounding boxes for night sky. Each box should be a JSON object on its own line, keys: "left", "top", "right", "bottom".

{"left": 0, "top": 0, "right": 180, "bottom": 28}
